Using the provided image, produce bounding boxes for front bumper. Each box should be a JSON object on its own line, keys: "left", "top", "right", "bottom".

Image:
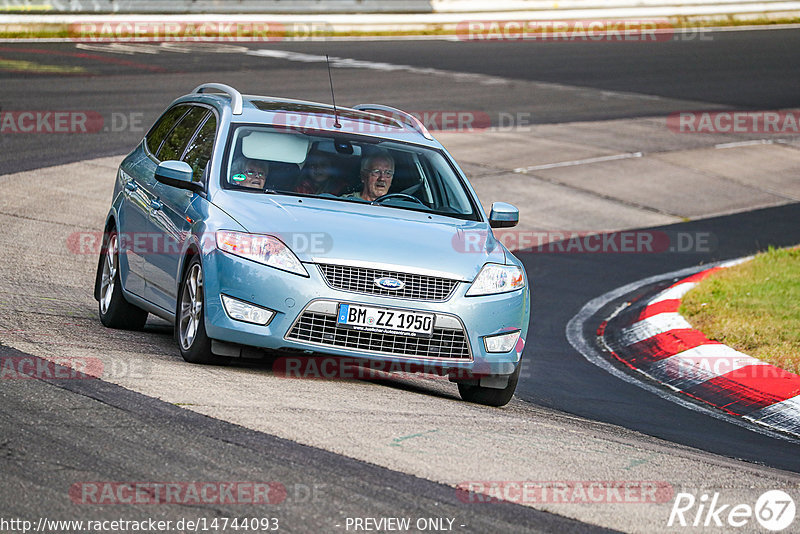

{"left": 202, "top": 250, "right": 530, "bottom": 376}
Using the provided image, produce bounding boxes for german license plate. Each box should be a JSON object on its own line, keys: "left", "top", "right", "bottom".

{"left": 336, "top": 304, "right": 434, "bottom": 338}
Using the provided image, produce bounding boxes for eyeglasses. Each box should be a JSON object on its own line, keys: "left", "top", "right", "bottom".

{"left": 245, "top": 169, "right": 266, "bottom": 179}
{"left": 367, "top": 169, "right": 394, "bottom": 178}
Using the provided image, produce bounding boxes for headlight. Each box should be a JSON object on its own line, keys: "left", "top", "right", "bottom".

{"left": 484, "top": 330, "right": 521, "bottom": 353}
{"left": 466, "top": 263, "right": 525, "bottom": 296}
{"left": 221, "top": 295, "right": 275, "bottom": 325}
{"left": 216, "top": 230, "right": 308, "bottom": 277}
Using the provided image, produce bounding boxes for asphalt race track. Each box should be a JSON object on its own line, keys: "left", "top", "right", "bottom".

{"left": 527, "top": 203, "right": 800, "bottom": 469}
{"left": 1, "top": 29, "right": 800, "bottom": 532}
{"left": 3, "top": 28, "right": 800, "bottom": 174}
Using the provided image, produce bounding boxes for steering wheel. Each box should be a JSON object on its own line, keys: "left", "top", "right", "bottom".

{"left": 371, "top": 193, "right": 427, "bottom": 207}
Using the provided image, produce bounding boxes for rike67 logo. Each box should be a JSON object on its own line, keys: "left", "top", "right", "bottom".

{"left": 668, "top": 490, "right": 795, "bottom": 531}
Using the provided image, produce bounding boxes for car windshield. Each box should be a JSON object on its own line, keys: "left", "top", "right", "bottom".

{"left": 223, "top": 125, "right": 480, "bottom": 220}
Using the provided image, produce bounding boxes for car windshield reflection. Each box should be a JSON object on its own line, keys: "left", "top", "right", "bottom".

{"left": 223, "top": 126, "right": 479, "bottom": 220}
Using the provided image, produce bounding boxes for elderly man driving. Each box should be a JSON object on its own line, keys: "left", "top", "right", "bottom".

{"left": 342, "top": 151, "right": 394, "bottom": 202}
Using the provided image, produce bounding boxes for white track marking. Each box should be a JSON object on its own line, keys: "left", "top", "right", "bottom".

{"left": 244, "top": 49, "right": 673, "bottom": 101}
{"left": 565, "top": 261, "right": 800, "bottom": 443}
{"left": 513, "top": 152, "right": 643, "bottom": 173}
{"left": 618, "top": 312, "right": 693, "bottom": 346}
{"left": 76, "top": 42, "right": 251, "bottom": 54}
{"left": 715, "top": 139, "right": 779, "bottom": 149}
{"left": 719, "top": 255, "right": 755, "bottom": 268}
{"left": 79, "top": 42, "right": 164, "bottom": 54}
{"left": 649, "top": 344, "right": 768, "bottom": 389}
{"left": 246, "top": 48, "right": 512, "bottom": 85}
{"left": 648, "top": 281, "right": 698, "bottom": 304}
{"left": 749, "top": 396, "right": 800, "bottom": 435}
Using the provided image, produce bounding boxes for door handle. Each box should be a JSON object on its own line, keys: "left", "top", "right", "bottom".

{"left": 125, "top": 181, "right": 138, "bottom": 193}
{"left": 149, "top": 199, "right": 163, "bottom": 211}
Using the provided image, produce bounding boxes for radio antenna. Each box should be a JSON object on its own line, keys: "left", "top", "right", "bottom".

{"left": 326, "top": 55, "right": 342, "bottom": 129}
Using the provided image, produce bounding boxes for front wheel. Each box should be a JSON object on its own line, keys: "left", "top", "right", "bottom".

{"left": 458, "top": 360, "right": 522, "bottom": 407}
{"left": 177, "top": 257, "right": 221, "bottom": 364}
{"left": 98, "top": 232, "right": 148, "bottom": 330}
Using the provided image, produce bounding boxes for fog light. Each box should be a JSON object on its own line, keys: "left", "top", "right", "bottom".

{"left": 221, "top": 295, "right": 275, "bottom": 325}
{"left": 484, "top": 330, "right": 521, "bottom": 353}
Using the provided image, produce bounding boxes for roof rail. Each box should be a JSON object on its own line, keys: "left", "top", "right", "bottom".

{"left": 352, "top": 104, "right": 433, "bottom": 141}
{"left": 192, "top": 83, "right": 243, "bottom": 115}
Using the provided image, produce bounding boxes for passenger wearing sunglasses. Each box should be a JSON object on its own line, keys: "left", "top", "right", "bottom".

{"left": 230, "top": 157, "right": 269, "bottom": 190}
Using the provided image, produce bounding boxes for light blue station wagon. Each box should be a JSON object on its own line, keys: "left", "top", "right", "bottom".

{"left": 95, "top": 83, "right": 530, "bottom": 406}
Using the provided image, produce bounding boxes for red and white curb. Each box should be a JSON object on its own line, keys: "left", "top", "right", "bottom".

{"left": 598, "top": 258, "right": 800, "bottom": 438}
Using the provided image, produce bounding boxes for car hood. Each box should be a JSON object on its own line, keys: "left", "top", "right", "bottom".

{"left": 212, "top": 193, "right": 506, "bottom": 281}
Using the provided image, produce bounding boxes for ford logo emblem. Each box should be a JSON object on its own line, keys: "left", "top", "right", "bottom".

{"left": 374, "top": 277, "right": 405, "bottom": 290}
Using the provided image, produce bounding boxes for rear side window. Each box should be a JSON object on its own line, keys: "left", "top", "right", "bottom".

{"left": 145, "top": 105, "right": 190, "bottom": 155}
{"left": 157, "top": 107, "right": 209, "bottom": 162}
{"left": 182, "top": 114, "right": 217, "bottom": 182}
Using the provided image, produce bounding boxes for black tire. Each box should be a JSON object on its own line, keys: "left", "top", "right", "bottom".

{"left": 97, "top": 231, "right": 148, "bottom": 330}
{"left": 458, "top": 360, "right": 522, "bottom": 407}
{"left": 176, "top": 257, "right": 221, "bottom": 364}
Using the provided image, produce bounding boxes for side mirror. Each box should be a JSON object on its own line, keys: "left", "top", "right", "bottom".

{"left": 155, "top": 160, "right": 203, "bottom": 193}
{"left": 489, "top": 202, "right": 519, "bottom": 228}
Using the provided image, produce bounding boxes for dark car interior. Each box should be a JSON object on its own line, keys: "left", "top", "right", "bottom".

{"left": 227, "top": 133, "right": 428, "bottom": 206}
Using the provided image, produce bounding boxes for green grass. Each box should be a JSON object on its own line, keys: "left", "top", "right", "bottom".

{"left": 680, "top": 247, "right": 800, "bottom": 372}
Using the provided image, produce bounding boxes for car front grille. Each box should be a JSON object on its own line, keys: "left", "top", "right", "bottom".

{"left": 317, "top": 264, "right": 459, "bottom": 302}
{"left": 286, "top": 311, "right": 471, "bottom": 360}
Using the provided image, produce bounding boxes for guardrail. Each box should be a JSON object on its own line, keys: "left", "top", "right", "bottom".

{"left": 1, "top": 0, "right": 430, "bottom": 13}
{"left": 2, "top": 0, "right": 799, "bottom": 38}
{"left": 2, "top": 0, "right": 799, "bottom": 13}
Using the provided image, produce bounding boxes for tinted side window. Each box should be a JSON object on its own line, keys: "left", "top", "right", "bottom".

{"left": 157, "top": 107, "right": 208, "bottom": 162}
{"left": 182, "top": 114, "right": 217, "bottom": 182}
{"left": 145, "top": 105, "right": 190, "bottom": 155}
